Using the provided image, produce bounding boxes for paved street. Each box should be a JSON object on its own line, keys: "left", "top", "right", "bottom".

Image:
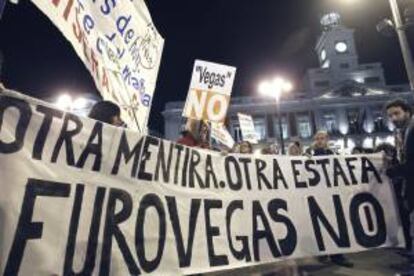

{"left": 208, "top": 249, "right": 413, "bottom": 276}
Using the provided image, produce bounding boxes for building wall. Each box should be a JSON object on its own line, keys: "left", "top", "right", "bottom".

{"left": 163, "top": 90, "right": 414, "bottom": 151}
{"left": 163, "top": 13, "right": 414, "bottom": 151}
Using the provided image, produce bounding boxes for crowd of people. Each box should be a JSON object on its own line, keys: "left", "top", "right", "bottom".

{"left": 0, "top": 82, "right": 413, "bottom": 272}
{"left": 171, "top": 98, "right": 414, "bottom": 269}
{"left": 80, "top": 97, "right": 414, "bottom": 270}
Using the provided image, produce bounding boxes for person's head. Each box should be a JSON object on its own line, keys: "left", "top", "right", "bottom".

{"left": 261, "top": 143, "right": 279, "bottom": 155}
{"left": 182, "top": 119, "right": 201, "bottom": 139}
{"left": 199, "top": 121, "right": 210, "bottom": 143}
{"left": 313, "top": 131, "right": 329, "bottom": 149}
{"left": 89, "top": 101, "right": 124, "bottom": 126}
{"left": 351, "top": 146, "right": 364, "bottom": 155}
{"left": 288, "top": 143, "right": 302, "bottom": 156}
{"left": 385, "top": 99, "right": 412, "bottom": 129}
{"left": 239, "top": 141, "right": 253, "bottom": 154}
{"left": 231, "top": 143, "right": 241, "bottom": 153}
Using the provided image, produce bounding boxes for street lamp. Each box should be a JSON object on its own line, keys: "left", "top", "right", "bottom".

{"left": 387, "top": 0, "right": 414, "bottom": 91}
{"left": 55, "top": 94, "right": 72, "bottom": 110}
{"left": 342, "top": 0, "right": 414, "bottom": 90}
{"left": 54, "top": 93, "right": 94, "bottom": 116}
{"left": 258, "top": 77, "right": 293, "bottom": 154}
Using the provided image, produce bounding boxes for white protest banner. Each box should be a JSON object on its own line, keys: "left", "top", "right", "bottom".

{"left": 30, "top": 0, "right": 164, "bottom": 132}
{"left": 238, "top": 112, "right": 259, "bottom": 143}
{"left": 183, "top": 60, "right": 236, "bottom": 122}
{"left": 211, "top": 122, "right": 235, "bottom": 149}
{"left": 0, "top": 91, "right": 405, "bottom": 275}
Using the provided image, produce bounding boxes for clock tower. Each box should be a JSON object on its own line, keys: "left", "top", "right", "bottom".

{"left": 316, "top": 13, "right": 359, "bottom": 73}
{"left": 304, "top": 12, "right": 386, "bottom": 95}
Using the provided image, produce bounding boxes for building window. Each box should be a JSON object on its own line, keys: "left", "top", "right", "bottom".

{"left": 273, "top": 116, "right": 289, "bottom": 139}
{"left": 314, "top": 80, "right": 330, "bottom": 88}
{"left": 321, "top": 60, "right": 330, "bottom": 69}
{"left": 391, "top": 87, "right": 403, "bottom": 92}
{"left": 364, "top": 76, "right": 380, "bottom": 84}
{"left": 254, "top": 118, "right": 267, "bottom": 141}
{"left": 340, "top": 63, "right": 350, "bottom": 69}
{"left": 296, "top": 114, "right": 312, "bottom": 138}
{"left": 372, "top": 108, "right": 388, "bottom": 132}
{"left": 323, "top": 112, "right": 338, "bottom": 134}
{"left": 347, "top": 108, "right": 361, "bottom": 134}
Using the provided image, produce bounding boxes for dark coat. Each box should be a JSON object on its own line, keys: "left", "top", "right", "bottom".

{"left": 387, "top": 117, "right": 414, "bottom": 208}
{"left": 306, "top": 147, "right": 334, "bottom": 156}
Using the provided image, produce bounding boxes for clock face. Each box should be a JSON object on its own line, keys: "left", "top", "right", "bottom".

{"left": 320, "top": 49, "right": 326, "bottom": 61}
{"left": 335, "top": 42, "right": 348, "bottom": 53}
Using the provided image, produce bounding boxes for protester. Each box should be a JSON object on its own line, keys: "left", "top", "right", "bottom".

{"left": 306, "top": 131, "right": 353, "bottom": 267}
{"left": 374, "top": 142, "right": 411, "bottom": 253}
{"left": 198, "top": 120, "right": 211, "bottom": 149}
{"left": 288, "top": 142, "right": 302, "bottom": 156}
{"left": 177, "top": 119, "right": 210, "bottom": 149}
{"left": 305, "top": 131, "right": 334, "bottom": 156}
{"left": 384, "top": 99, "right": 414, "bottom": 255}
{"left": 239, "top": 141, "right": 253, "bottom": 154}
{"left": 177, "top": 119, "right": 200, "bottom": 147}
{"left": 88, "top": 101, "right": 125, "bottom": 127}
{"left": 261, "top": 143, "right": 279, "bottom": 155}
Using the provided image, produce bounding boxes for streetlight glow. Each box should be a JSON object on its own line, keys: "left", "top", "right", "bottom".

{"left": 259, "top": 77, "right": 293, "bottom": 100}
{"left": 258, "top": 76, "right": 293, "bottom": 155}
{"left": 56, "top": 94, "right": 72, "bottom": 110}
{"left": 258, "top": 81, "right": 272, "bottom": 96}
{"left": 282, "top": 81, "right": 293, "bottom": 92}
{"left": 72, "top": 97, "right": 88, "bottom": 110}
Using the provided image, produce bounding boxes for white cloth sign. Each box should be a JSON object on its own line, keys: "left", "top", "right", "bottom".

{"left": 211, "top": 123, "right": 235, "bottom": 149}
{"left": 238, "top": 112, "right": 259, "bottom": 143}
{"left": 30, "top": 0, "right": 164, "bottom": 132}
{"left": 0, "top": 91, "right": 405, "bottom": 275}
{"left": 183, "top": 60, "right": 236, "bottom": 122}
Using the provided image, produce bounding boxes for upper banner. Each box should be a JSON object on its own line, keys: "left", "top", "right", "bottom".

{"left": 0, "top": 91, "right": 405, "bottom": 275}
{"left": 183, "top": 60, "right": 236, "bottom": 123}
{"left": 30, "top": 0, "right": 164, "bottom": 132}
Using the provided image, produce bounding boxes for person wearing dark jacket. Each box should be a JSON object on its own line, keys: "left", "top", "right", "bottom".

{"left": 305, "top": 131, "right": 335, "bottom": 156}
{"left": 307, "top": 131, "right": 354, "bottom": 268}
{"left": 89, "top": 101, "right": 125, "bottom": 127}
{"left": 385, "top": 99, "right": 414, "bottom": 254}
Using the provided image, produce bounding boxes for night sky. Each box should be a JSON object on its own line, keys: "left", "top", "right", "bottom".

{"left": 0, "top": 0, "right": 413, "bottom": 133}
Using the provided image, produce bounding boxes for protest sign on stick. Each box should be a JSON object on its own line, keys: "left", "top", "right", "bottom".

{"left": 238, "top": 112, "right": 259, "bottom": 144}
{"left": 183, "top": 60, "right": 236, "bottom": 123}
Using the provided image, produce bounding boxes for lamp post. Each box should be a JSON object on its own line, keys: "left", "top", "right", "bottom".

{"left": 388, "top": 0, "right": 414, "bottom": 91}
{"left": 344, "top": 0, "right": 414, "bottom": 90}
{"left": 259, "top": 77, "right": 293, "bottom": 154}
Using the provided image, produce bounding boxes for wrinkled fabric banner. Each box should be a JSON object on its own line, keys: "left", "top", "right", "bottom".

{"left": 0, "top": 91, "right": 405, "bottom": 275}
{"left": 31, "top": 0, "right": 164, "bottom": 132}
